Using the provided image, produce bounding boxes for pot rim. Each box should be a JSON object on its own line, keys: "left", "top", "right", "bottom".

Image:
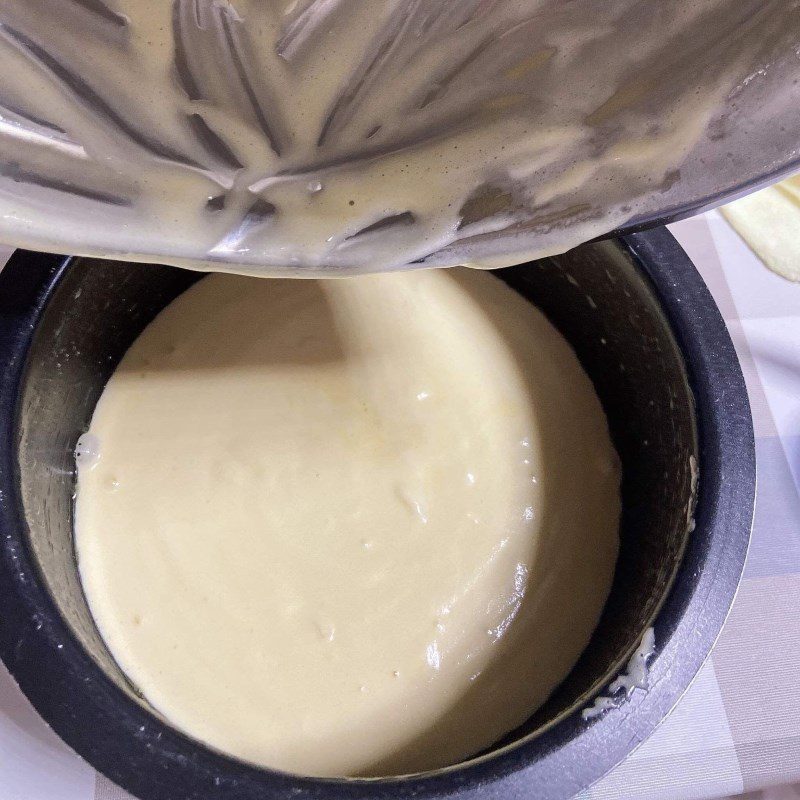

{"left": 0, "top": 228, "right": 754, "bottom": 800}
{"left": 610, "top": 157, "right": 800, "bottom": 238}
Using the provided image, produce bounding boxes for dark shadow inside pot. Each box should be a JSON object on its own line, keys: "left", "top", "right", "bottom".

{"left": 13, "top": 238, "right": 697, "bottom": 771}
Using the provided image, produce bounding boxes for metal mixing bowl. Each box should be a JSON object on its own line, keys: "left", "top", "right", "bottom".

{"left": 1, "top": 1, "right": 799, "bottom": 272}
{"left": 0, "top": 227, "right": 754, "bottom": 799}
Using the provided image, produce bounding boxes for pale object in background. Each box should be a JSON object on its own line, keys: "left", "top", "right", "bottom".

{"left": 1, "top": 215, "right": 800, "bottom": 800}
{"left": 721, "top": 176, "right": 800, "bottom": 282}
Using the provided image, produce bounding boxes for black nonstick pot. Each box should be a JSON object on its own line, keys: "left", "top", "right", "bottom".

{"left": 0, "top": 227, "right": 754, "bottom": 800}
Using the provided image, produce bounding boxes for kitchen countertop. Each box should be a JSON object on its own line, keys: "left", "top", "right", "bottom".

{"left": 1, "top": 210, "right": 799, "bottom": 800}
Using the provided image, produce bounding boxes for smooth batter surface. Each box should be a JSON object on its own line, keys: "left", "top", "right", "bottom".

{"left": 1, "top": 1, "right": 798, "bottom": 274}
{"left": 75, "top": 269, "right": 620, "bottom": 777}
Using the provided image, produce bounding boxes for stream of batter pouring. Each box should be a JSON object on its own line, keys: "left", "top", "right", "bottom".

{"left": 1, "top": 1, "right": 798, "bottom": 274}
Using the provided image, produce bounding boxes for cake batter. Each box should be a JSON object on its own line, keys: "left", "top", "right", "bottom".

{"left": 75, "top": 268, "right": 620, "bottom": 777}
{"left": 1, "top": 1, "right": 796, "bottom": 274}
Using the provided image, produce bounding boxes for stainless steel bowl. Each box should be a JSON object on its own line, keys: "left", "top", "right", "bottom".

{"left": 0, "top": 1, "right": 798, "bottom": 273}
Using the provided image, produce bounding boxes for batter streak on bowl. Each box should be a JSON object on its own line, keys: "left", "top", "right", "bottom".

{"left": 0, "top": 1, "right": 798, "bottom": 273}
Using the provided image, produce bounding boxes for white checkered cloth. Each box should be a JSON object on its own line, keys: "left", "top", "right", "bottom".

{"left": 1, "top": 210, "right": 799, "bottom": 800}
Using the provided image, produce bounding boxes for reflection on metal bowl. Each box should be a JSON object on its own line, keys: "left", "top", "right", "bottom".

{"left": 0, "top": 227, "right": 753, "bottom": 799}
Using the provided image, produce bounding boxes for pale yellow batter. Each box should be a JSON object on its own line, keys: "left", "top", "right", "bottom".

{"left": 75, "top": 268, "right": 620, "bottom": 777}
{"left": 721, "top": 175, "right": 800, "bottom": 282}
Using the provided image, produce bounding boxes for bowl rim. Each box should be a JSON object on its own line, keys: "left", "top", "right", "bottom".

{"left": 610, "top": 157, "right": 800, "bottom": 238}
{"left": 0, "top": 228, "right": 754, "bottom": 800}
